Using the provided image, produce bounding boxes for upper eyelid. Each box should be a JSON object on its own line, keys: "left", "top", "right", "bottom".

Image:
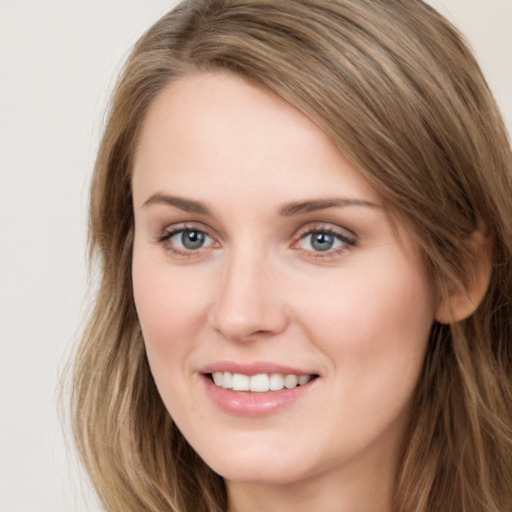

{"left": 158, "top": 222, "right": 214, "bottom": 238}
{"left": 293, "top": 222, "right": 357, "bottom": 241}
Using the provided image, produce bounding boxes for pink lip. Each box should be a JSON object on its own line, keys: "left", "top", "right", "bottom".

{"left": 200, "top": 360, "right": 315, "bottom": 376}
{"left": 200, "top": 362, "right": 319, "bottom": 417}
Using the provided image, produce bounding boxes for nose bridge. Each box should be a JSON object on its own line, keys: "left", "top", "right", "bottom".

{"left": 210, "top": 242, "right": 287, "bottom": 341}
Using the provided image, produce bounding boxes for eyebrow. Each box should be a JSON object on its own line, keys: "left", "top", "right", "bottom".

{"left": 279, "top": 197, "right": 379, "bottom": 216}
{"left": 142, "top": 193, "right": 379, "bottom": 216}
{"left": 142, "top": 193, "right": 211, "bottom": 214}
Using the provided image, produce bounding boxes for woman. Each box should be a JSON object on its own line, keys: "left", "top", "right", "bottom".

{"left": 69, "top": 0, "right": 512, "bottom": 511}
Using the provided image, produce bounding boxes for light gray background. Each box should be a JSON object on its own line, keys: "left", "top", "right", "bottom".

{"left": 1, "top": 1, "right": 510, "bottom": 511}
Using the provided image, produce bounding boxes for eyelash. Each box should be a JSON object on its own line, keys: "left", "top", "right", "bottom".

{"left": 156, "top": 224, "right": 356, "bottom": 259}
{"left": 292, "top": 227, "right": 356, "bottom": 259}
{"left": 157, "top": 224, "right": 217, "bottom": 258}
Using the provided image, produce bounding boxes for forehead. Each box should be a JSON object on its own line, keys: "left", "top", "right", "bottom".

{"left": 132, "top": 71, "right": 379, "bottom": 209}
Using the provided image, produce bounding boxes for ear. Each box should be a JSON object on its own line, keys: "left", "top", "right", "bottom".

{"left": 435, "top": 227, "right": 492, "bottom": 324}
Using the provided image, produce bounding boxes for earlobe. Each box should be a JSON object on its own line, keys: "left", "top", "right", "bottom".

{"left": 435, "top": 228, "right": 492, "bottom": 324}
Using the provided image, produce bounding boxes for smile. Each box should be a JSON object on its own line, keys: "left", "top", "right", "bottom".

{"left": 201, "top": 365, "right": 320, "bottom": 416}
{"left": 211, "top": 372, "right": 313, "bottom": 392}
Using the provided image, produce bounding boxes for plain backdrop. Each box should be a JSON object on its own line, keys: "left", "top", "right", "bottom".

{"left": 0, "top": 1, "right": 510, "bottom": 511}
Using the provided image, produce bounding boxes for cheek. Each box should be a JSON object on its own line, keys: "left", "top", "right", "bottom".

{"left": 295, "top": 251, "right": 434, "bottom": 402}
{"left": 301, "top": 266, "right": 433, "bottom": 340}
{"left": 131, "top": 252, "right": 207, "bottom": 427}
{"left": 131, "top": 247, "right": 205, "bottom": 367}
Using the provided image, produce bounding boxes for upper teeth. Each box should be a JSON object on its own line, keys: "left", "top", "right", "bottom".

{"left": 212, "top": 372, "right": 312, "bottom": 392}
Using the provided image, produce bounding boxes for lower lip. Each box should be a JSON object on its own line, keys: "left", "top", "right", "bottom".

{"left": 202, "top": 375, "right": 317, "bottom": 416}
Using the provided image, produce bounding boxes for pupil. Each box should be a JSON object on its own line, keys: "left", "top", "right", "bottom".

{"left": 311, "top": 233, "right": 334, "bottom": 251}
{"left": 182, "top": 230, "right": 204, "bottom": 249}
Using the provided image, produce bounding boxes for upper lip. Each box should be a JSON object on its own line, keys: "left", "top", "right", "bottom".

{"left": 200, "top": 361, "right": 317, "bottom": 376}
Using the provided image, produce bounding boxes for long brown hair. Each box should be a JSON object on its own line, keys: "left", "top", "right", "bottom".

{"left": 68, "top": 1, "right": 512, "bottom": 510}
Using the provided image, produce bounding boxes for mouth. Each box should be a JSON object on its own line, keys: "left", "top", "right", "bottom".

{"left": 208, "top": 371, "right": 318, "bottom": 393}
{"left": 200, "top": 362, "right": 320, "bottom": 415}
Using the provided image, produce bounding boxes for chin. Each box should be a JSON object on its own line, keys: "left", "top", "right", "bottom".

{"left": 199, "top": 443, "right": 313, "bottom": 485}
{"left": 213, "top": 462, "right": 308, "bottom": 486}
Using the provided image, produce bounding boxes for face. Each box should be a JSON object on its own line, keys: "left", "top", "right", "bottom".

{"left": 132, "top": 72, "right": 435, "bottom": 495}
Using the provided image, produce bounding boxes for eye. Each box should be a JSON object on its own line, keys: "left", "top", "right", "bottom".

{"left": 159, "top": 228, "right": 215, "bottom": 253}
{"left": 296, "top": 228, "right": 355, "bottom": 254}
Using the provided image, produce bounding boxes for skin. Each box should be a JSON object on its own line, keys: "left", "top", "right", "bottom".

{"left": 131, "top": 72, "right": 437, "bottom": 512}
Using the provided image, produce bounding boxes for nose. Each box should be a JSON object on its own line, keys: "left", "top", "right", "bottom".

{"left": 208, "top": 249, "right": 289, "bottom": 342}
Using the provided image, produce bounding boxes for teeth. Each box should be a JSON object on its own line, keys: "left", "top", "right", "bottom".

{"left": 250, "top": 373, "right": 269, "bottom": 392}
{"left": 284, "top": 374, "right": 298, "bottom": 389}
{"left": 221, "top": 372, "right": 233, "bottom": 389}
{"left": 211, "top": 372, "right": 312, "bottom": 392}
{"left": 269, "top": 373, "right": 284, "bottom": 391}
{"left": 213, "top": 372, "right": 223, "bottom": 386}
{"left": 232, "top": 373, "right": 250, "bottom": 391}
{"left": 298, "top": 375, "right": 310, "bottom": 386}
